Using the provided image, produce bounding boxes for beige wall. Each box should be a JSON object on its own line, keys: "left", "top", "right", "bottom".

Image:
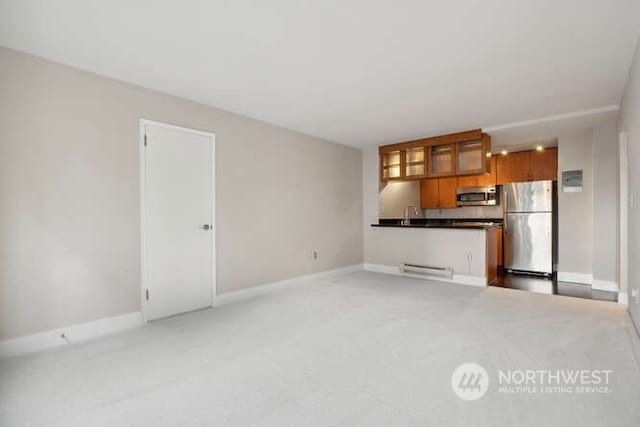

{"left": 619, "top": 37, "right": 640, "bottom": 325}
{"left": 379, "top": 181, "right": 420, "bottom": 219}
{"left": 592, "top": 122, "right": 618, "bottom": 285}
{"left": 557, "top": 130, "right": 594, "bottom": 277}
{"left": 362, "top": 147, "right": 380, "bottom": 263}
{"left": 0, "top": 47, "right": 363, "bottom": 340}
{"left": 556, "top": 122, "right": 619, "bottom": 285}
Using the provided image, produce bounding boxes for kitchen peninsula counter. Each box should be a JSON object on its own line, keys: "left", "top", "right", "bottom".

{"left": 366, "top": 220, "right": 499, "bottom": 286}
{"left": 371, "top": 223, "right": 500, "bottom": 230}
{"left": 371, "top": 218, "right": 502, "bottom": 229}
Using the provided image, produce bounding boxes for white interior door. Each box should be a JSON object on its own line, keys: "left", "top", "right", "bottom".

{"left": 142, "top": 121, "right": 215, "bottom": 321}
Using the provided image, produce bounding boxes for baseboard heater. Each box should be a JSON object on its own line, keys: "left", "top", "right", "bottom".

{"left": 402, "top": 263, "right": 453, "bottom": 279}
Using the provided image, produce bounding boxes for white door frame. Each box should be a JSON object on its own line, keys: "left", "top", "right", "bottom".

{"left": 139, "top": 119, "right": 216, "bottom": 322}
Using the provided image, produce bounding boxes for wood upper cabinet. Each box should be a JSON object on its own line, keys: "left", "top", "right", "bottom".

{"left": 457, "top": 155, "right": 497, "bottom": 187}
{"left": 456, "top": 133, "right": 491, "bottom": 176}
{"left": 496, "top": 148, "right": 558, "bottom": 184}
{"left": 497, "top": 151, "right": 530, "bottom": 184}
{"left": 379, "top": 129, "right": 491, "bottom": 182}
{"left": 428, "top": 143, "right": 456, "bottom": 177}
{"left": 530, "top": 147, "right": 558, "bottom": 181}
{"left": 420, "top": 177, "right": 457, "bottom": 209}
{"left": 420, "top": 178, "right": 440, "bottom": 208}
{"left": 477, "top": 155, "right": 497, "bottom": 186}
{"left": 380, "top": 150, "right": 402, "bottom": 181}
{"left": 438, "top": 177, "right": 458, "bottom": 208}
{"left": 404, "top": 147, "right": 427, "bottom": 179}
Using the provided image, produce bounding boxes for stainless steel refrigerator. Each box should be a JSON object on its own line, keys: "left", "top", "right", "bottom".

{"left": 503, "top": 180, "right": 553, "bottom": 276}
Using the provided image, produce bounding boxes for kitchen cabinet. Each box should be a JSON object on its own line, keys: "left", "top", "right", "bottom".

{"left": 497, "top": 226, "right": 503, "bottom": 267}
{"left": 420, "top": 177, "right": 458, "bottom": 209}
{"left": 428, "top": 143, "right": 456, "bottom": 176}
{"left": 379, "top": 129, "right": 491, "bottom": 182}
{"left": 380, "top": 147, "right": 428, "bottom": 181}
{"left": 457, "top": 155, "right": 497, "bottom": 187}
{"left": 380, "top": 150, "right": 402, "bottom": 181}
{"left": 404, "top": 147, "right": 427, "bottom": 179}
{"left": 530, "top": 147, "right": 558, "bottom": 181}
{"left": 439, "top": 177, "right": 458, "bottom": 208}
{"left": 496, "top": 148, "right": 558, "bottom": 184}
{"left": 420, "top": 179, "right": 439, "bottom": 208}
{"left": 497, "top": 151, "right": 530, "bottom": 184}
{"left": 487, "top": 227, "right": 498, "bottom": 284}
{"left": 457, "top": 134, "right": 491, "bottom": 176}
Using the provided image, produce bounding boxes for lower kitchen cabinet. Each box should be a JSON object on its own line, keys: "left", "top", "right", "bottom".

{"left": 487, "top": 227, "right": 498, "bottom": 284}
{"left": 420, "top": 177, "right": 458, "bottom": 209}
{"left": 497, "top": 226, "right": 503, "bottom": 267}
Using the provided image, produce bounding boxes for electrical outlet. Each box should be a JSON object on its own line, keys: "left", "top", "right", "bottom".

{"left": 312, "top": 251, "right": 318, "bottom": 260}
{"left": 632, "top": 289, "right": 639, "bottom": 304}
{"left": 465, "top": 252, "right": 472, "bottom": 262}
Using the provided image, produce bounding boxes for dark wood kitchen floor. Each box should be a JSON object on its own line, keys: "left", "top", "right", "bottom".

{"left": 491, "top": 270, "right": 618, "bottom": 302}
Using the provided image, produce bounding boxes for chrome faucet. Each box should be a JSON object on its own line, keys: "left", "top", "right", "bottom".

{"left": 403, "top": 205, "right": 421, "bottom": 225}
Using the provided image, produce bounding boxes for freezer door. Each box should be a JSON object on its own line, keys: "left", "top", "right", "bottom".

{"left": 504, "top": 212, "right": 553, "bottom": 274}
{"left": 504, "top": 181, "right": 553, "bottom": 213}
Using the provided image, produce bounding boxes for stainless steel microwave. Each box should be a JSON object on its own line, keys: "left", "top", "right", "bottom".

{"left": 456, "top": 185, "right": 498, "bottom": 206}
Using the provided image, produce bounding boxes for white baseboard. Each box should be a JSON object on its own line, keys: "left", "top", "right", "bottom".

{"left": 363, "top": 262, "right": 400, "bottom": 275}
{"left": 215, "top": 263, "right": 364, "bottom": 306}
{"left": 1, "top": 265, "right": 364, "bottom": 359}
{"left": 557, "top": 272, "right": 593, "bottom": 285}
{"left": 556, "top": 272, "right": 619, "bottom": 293}
{"left": 618, "top": 292, "right": 628, "bottom": 306}
{"left": 363, "top": 263, "right": 486, "bottom": 288}
{"left": 592, "top": 279, "right": 619, "bottom": 293}
{"left": 0, "top": 312, "right": 143, "bottom": 360}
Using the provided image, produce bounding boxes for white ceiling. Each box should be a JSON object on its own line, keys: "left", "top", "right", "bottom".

{"left": 487, "top": 105, "right": 619, "bottom": 150}
{"left": 1, "top": 0, "right": 638, "bottom": 147}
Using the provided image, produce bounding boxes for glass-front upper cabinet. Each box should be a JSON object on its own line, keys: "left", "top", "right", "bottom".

{"left": 378, "top": 130, "right": 490, "bottom": 181}
{"left": 428, "top": 143, "right": 456, "bottom": 176}
{"left": 380, "top": 150, "right": 401, "bottom": 181}
{"left": 404, "top": 147, "right": 426, "bottom": 179}
{"left": 457, "top": 134, "right": 491, "bottom": 175}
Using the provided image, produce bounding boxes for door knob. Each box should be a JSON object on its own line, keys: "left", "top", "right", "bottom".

{"left": 201, "top": 224, "right": 211, "bottom": 230}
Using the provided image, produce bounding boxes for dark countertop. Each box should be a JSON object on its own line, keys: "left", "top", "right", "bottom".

{"left": 371, "top": 218, "right": 503, "bottom": 230}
